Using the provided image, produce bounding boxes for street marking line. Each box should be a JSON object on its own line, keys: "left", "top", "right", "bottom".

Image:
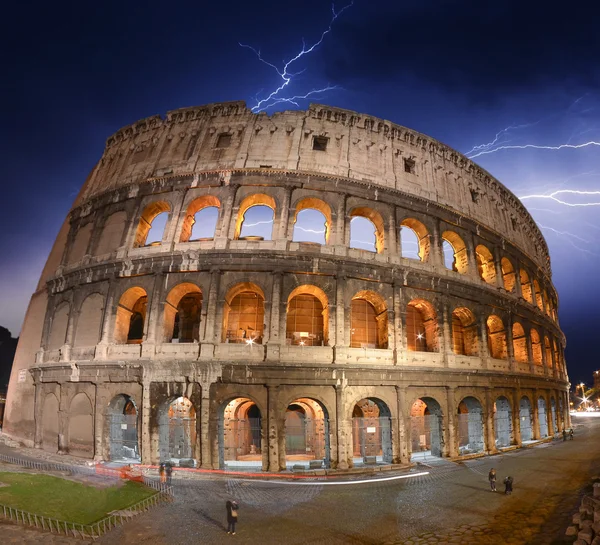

{"left": 232, "top": 471, "right": 430, "bottom": 486}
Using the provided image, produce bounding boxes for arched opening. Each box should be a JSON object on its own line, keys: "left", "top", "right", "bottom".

{"left": 284, "top": 398, "right": 330, "bottom": 469}
{"left": 180, "top": 196, "right": 220, "bottom": 242}
{"left": 69, "top": 224, "right": 92, "bottom": 264}
{"left": 531, "top": 329, "right": 542, "bottom": 365}
{"left": 74, "top": 293, "right": 104, "bottom": 347}
{"left": 512, "top": 322, "right": 528, "bottom": 363}
{"left": 452, "top": 307, "right": 478, "bottom": 356}
{"left": 286, "top": 286, "right": 328, "bottom": 346}
{"left": 292, "top": 198, "right": 332, "bottom": 245}
{"left": 486, "top": 315, "right": 507, "bottom": 359}
{"left": 544, "top": 290, "right": 551, "bottom": 316}
{"left": 520, "top": 270, "right": 533, "bottom": 304}
{"left": 96, "top": 211, "right": 127, "bottom": 255}
{"left": 406, "top": 299, "right": 438, "bottom": 352}
{"left": 475, "top": 244, "right": 496, "bottom": 284}
{"left": 47, "top": 302, "right": 70, "bottom": 351}
{"left": 501, "top": 257, "right": 516, "bottom": 292}
{"left": 520, "top": 396, "right": 533, "bottom": 442}
{"left": 494, "top": 396, "right": 513, "bottom": 448}
{"left": 69, "top": 393, "right": 94, "bottom": 458}
{"left": 409, "top": 397, "right": 444, "bottom": 461}
{"left": 533, "top": 279, "right": 544, "bottom": 311}
{"left": 107, "top": 394, "right": 139, "bottom": 462}
{"left": 163, "top": 283, "right": 203, "bottom": 343}
{"left": 134, "top": 201, "right": 171, "bottom": 247}
{"left": 350, "top": 291, "right": 388, "bottom": 349}
{"left": 114, "top": 287, "right": 148, "bottom": 344}
{"left": 219, "top": 397, "right": 262, "bottom": 470}
{"left": 234, "top": 194, "right": 275, "bottom": 241}
{"left": 441, "top": 231, "right": 468, "bottom": 273}
{"left": 349, "top": 207, "right": 385, "bottom": 253}
{"left": 457, "top": 396, "right": 484, "bottom": 455}
{"left": 222, "top": 283, "right": 265, "bottom": 344}
{"left": 158, "top": 396, "right": 197, "bottom": 465}
{"left": 401, "top": 218, "right": 430, "bottom": 262}
{"left": 538, "top": 397, "right": 549, "bottom": 438}
{"left": 352, "top": 398, "right": 392, "bottom": 465}
{"left": 41, "top": 393, "right": 59, "bottom": 453}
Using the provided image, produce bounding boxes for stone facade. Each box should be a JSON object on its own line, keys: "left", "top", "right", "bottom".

{"left": 4, "top": 101, "right": 569, "bottom": 471}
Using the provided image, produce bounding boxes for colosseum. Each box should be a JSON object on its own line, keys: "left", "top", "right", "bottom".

{"left": 4, "top": 101, "right": 569, "bottom": 471}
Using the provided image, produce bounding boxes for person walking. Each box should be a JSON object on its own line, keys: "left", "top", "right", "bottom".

{"left": 488, "top": 468, "right": 497, "bottom": 491}
{"left": 226, "top": 500, "right": 239, "bottom": 535}
{"left": 165, "top": 462, "right": 173, "bottom": 486}
{"left": 563, "top": 429, "right": 567, "bottom": 441}
{"left": 569, "top": 428, "right": 574, "bottom": 440}
{"left": 503, "top": 476, "right": 513, "bottom": 495}
{"left": 159, "top": 463, "right": 166, "bottom": 484}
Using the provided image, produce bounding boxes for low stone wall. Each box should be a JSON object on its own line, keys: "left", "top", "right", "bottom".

{"left": 566, "top": 481, "right": 600, "bottom": 544}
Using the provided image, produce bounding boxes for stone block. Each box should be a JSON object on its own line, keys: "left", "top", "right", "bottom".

{"left": 574, "top": 513, "right": 582, "bottom": 525}
{"left": 578, "top": 528, "right": 593, "bottom": 544}
{"left": 591, "top": 537, "right": 600, "bottom": 545}
{"left": 566, "top": 526, "right": 579, "bottom": 537}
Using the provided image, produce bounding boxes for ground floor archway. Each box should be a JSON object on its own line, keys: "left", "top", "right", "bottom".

{"left": 538, "top": 397, "right": 549, "bottom": 438}
{"left": 457, "top": 397, "right": 484, "bottom": 454}
{"left": 158, "top": 396, "right": 197, "bottom": 465}
{"left": 219, "top": 397, "right": 262, "bottom": 469}
{"left": 284, "top": 398, "right": 330, "bottom": 469}
{"left": 410, "top": 397, "right": 444, "bottom": 460}
{"left": 520, "top": 396, "right": 533, "bottom": 442}
{"left": 41, "top": 393, "right": 59, "bottom": 453}
{"left": 352, "top": 398, "right": 392, "bottom": 464}
{"left": 494, "top": 396, "right": 513, "bottom": 448}
{"left": 108, "top": 394, "right": 140, "bottom": 462}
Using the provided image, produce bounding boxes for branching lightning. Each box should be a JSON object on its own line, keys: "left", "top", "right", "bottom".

{"left": 240, "top": 2, "right": 352, "bottom": 113}
{"left": 466, "top": 140, "right": 600, "bottom": 159}
{"left": 519, "top": 189, "right": 600, "bottom": 207}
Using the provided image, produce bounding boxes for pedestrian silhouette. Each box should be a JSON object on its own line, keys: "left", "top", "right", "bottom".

{"left": 503, "top": 476, "right": 513, "bottom": 495}
{"left": 226, "top": 500, "right": 239, "bottom": 535}
{"left": 569, "top": 428, "right": 574, "bottom": 440}
{"left": 488, "top": 468, "right": 497, "bottom": 491}
{"left": 562, "top": 429, "right": 567, "bottom": 441}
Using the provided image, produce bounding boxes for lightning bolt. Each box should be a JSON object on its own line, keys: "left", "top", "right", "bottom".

{"left": 519, "top": 189, "right": 600, "bottom": 207}
{"left": 537, "top": 224, "right": 598, "bottom": 256}
{"left": 467, "top": 140, "right": 600, "bottom": 159}
{"left": 241, "top": 219, "right": 274, "bottom": 228}
{"left": 294, "top": 226, "right": 326, "bottom": 234}
{"left": 240, "top": 2, "right": 353, "bottom": 113}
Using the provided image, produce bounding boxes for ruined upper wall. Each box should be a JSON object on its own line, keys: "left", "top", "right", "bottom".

{"left": 77, "top": 101, "right": 550, "bottom": 273}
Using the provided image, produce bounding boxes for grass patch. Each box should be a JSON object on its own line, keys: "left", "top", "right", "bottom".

{"left": 0, "top": 472, "right": 156, "bottom": 524}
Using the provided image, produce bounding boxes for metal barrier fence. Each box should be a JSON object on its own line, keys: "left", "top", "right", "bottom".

{"left": 0, "top": 451, "right": 174, "bottom": 539}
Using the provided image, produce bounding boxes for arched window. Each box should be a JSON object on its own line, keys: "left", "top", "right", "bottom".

{"left": 286, "top": 286, "right": 328, "bottom": 346}
{"left": 68, "top": 224, "right": 92, "bottom": 264}
{"left": 47, "top": 302, "right": 70, "bottom": 350}
{"left": 349, "top": 207, "right": 385, "bottom": 253}
{"left": 164, "top": 283, "right": 203, "bottom": 343}
{"left": 180, "top": 196, "right": 220, "bottom": 242}
{"left": 96, "top": 211, "right": 127, "bottom": 255}
{"left": 406, "top": 299, "right": 438, "bottom": 352}
{"left": 401, "top": 219, "right": 430, "bottom": 261}
{"left": 543, "top": 290, "right": 551, "bottom": 316}
{"left": 475, "top": 245, "right": 496, "bottom": 284}
{"left": 452, "top": 307, "right": 478, "bottom": 356}
{"left": 544, "top": 336, "right": 552, "bottom": 367}
{"left": 441, "top": 231, "right": 467, "bottom": 273}
{"left": 520, "top": 269, "right": 533, "bottom": 304}
{"left": 223, "top": 283, "right": 265, "bottom": 344}
{"left": 73, "top": 293, "right": 104, "bottom": 347}
{"left": 292, "top": 198, "right": 331, "bottom": 245}
{"left": 486, "top": 315, "right": 507, "bottom": 359}
{"left": 501, "top": 257, "right": 516, "bottom": 292}
{"left": 134, "top": 201, "right": 170, "bottom": 247}
{"left": 114, "top": 287, "right": 148, "bottom": 344}
{"left": 533, "top": 280, "right": 543, "bottom": 311}
{"left": 234, "top": 194, "right": 275, "bottom": 241}
{"left": 351, "top": 291, "right": 388, "bottom": 349}
{"left": 512, "top": 322, "right": 528, "bottom": 363}
{"left": 531, "top": 329, "right": 542, "bottom": 365}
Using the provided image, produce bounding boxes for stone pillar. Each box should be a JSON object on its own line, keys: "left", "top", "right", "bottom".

{"left": 268, "top": 272, "right": 283, "bottom": 346}
{"left": 395, "top": 386, "right": 410, "bottom": 463}
{"left": 550, "top": 344, "right": 558, "bottom": 379}
{"left": 335, "top": 196, "right": 347, "bottom": 252}
{"left": 96, "top": 280, "right": 116, "bottom": 359}
{"left": 200, "top": 270, "right": 221, "bottom": 359}
{"left": 478, "top": 313, "right": 489, "bottom": 369}
{"left": 33, "top": 378, "right": 44, "bottom": 449}
{"left": 532, "top": 389, "right": 541, "bottom": 440}
{"left": 444, "top": 387, "right": 458, "bottom": 457}
{"left": 142, "top": 273, "right": 166, "bottom": 358}
{"left": 512, "top": 388, "right": 522, "bottom": 446}
{"left": 431, "top": 219, "right": 444, "bottom": 268}
{"left": 334, "top": 275, "right": 346, "bottom": 362}
{"left": 467, "top": 235, "right": 479, "bottom": 281}
{"left": 505, "top": 314, "right": 515, "bottom": 371}
{"left": 387, "top": 212, "right": 398, "bottom": 257}
{"left": 140, "top": 380, "right": 152, "bottom": 464}
{"left": 200, "top": 388, "right": 211, "bottom": 469}
{"left": 93, "top": 384, "right": 104, "bottom": 461}
{"left": 494, "top": 248, "right": 504, "bottom": 289}
{"left": 61, "top": 295, "right": 77, "bottom": 363}
{"left": 441, "top": 303, "right": 451, "bottom": 367}
{"left": 541, "top": 329, "right": 549, "bottom": 376}
{"left": 514, "top": 263, "right": 523, "bottom": 298}
{"left": 57, "top": 385, "right": 69, "bottom": 454}
{"left": 278, "top": 187, "right": 293, "bottom": 241}
{"left": 526, "top": 328, "right": 534, "bottom": 374}
{"left": 335, "top": 383, "right": 350, "bottom": 469}
{"left": 392, "top": 283, "right": 403, "bottom": 364}
{"left": 546, "top": 393, "right": 555, "bottom": 436}
{"left": 267, "top": 385, "right": 281, "bottom": 472}
{"left": 485, "top": 389, "right": 498, "bottom": 454}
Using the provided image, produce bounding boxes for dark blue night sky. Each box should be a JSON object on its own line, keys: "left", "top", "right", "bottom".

{"left": 2, "top": 0, "right": 599, "bottom": 384}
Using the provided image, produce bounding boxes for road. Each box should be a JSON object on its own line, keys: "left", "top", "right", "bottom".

{"left": 96, "top": 416, "right": 599, "bottom": 545}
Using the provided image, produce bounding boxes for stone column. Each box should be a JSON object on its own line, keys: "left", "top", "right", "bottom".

{"left": 140, "top": 379, "right": 152, "bottom": 464}
{"left": 478, "top": 314, "right": 489, "bottom": 369}
{"left": 335, "top": 196, "right": 347, "bottom": 253}
{"left": 278, "top": 187, "right": 293, "bottom": 241}
{"left": 467, "top": 234, "right": 479, "bottom": 281}
{"left": 540, "top": 329, "right": 549, "bottom": 376}
{"left": 532, "top": 389, "right": 541, "bottom": 440}
{"left": 141, "top": 274, "right": 165, "bottom": 358}
{"left": 57, "top": 385, "right": 69, "bottom": 454}
{"left": 395, "top": 386, "right": 409, "bottom": 464}
{"left": 33, "top": 378, "right": 44, "bottom": 449}
{"left": 431, "top": 219, "right": 444, "bottom": 268}
{"left": 392, "top": 282, "right": 403, "bottom": 364}
{"left": 512, "top": 388, "right": 522, "bottom": 446}
{"left": 93, "top": 384, "right": 104, "bottom": 461}
{"left": 200, "top": 388, "right": 212, "bottom": 469}
{"left": 526, "top": 328, "right": 534, "bottom": 374}
{"left": 96, "top": 280, "right": 116, "bottom": 359}
{"left": 387, "top": 212, "right": 398, "bottom": 258}
{"left": 335, "top": 383, "right": 350, "bottom": 469}
{"left": 61, "top": 294, "right": 77, "bottom": 363}
{"left": 268, "top": 272, "right": 283, "bottom": 354}
{"left": 550, "top": 343, "right": 558, "bottom": 379}
{"left": 485, "top": 388, "right": 498, "bottom": 454}
{"left": 444, "top": 387, "right": 458, "bottom": 458}
{"left": 493, "top": 248, "right": 504, "bottom": 289}
{"left": 505, "top": 314, "right": 515, "bottom": 371}
{"left": 441, "top": 302, "right": 451, "bottom": 367}
{"left": 514, "top": 263, "right": 523, "bottom": 298}
{"left": 267, "top": 384, "right": 281, "bottom": 472}
{"left": 546, "top": 393, "right": 555, "bottom": 436}
{"left": 334, "top": 276, "right": 346, "bottom": 362}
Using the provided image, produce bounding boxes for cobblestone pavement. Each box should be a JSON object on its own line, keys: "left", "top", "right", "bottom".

{"left": 1, "top": 419, "right": 597, "bottom": 544}
{"left": 0, "top": 520, "right": 88, "bottom": 544}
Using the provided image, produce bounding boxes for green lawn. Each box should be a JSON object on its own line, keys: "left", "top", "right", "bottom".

{"left": 0, "top": 472, "right": 156, "bottom": 524}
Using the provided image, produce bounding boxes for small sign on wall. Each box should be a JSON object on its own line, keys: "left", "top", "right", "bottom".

{"left": 121, "top": 424, "right": 128, "bottom": 430}
{"left": 366, "top": 426, "right": 376, "bottom": 433}
{"left": 18, "top": 370, "right": 27, "bottom": 383}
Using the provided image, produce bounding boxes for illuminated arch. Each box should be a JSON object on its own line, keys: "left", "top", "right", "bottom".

{"left": 351, "top": 290, "right": 388, "bottom": 349}
{"left": 163, "top": 282, "right": 203, "bottom": 342}
{"left": 441, "top": 231, "right": 467, "bottom": 273}
{"left": 512, "top": 322, "right": 528, "bottom": 363}
{"left": 544, "top": 336, "right": 552, "bottom": 368}
{"left": 234, "top": 194, "right": 276, "bottom": 240}
{"left": 451, "top": 307, "right": 478, "bottom": 356}
{"left": 501, "top": 257, "right": 516, "bottom": 292}
{"left": 349, "top": 207, "right": 385, "bottom": 253}
{"left": 530, "top": 328, "right": 542, "bottom": 365}
{"left": 486, "top": 315, "right": 507, "bottom": 359}
{"left": 114, "top": 287, "right": 148, "bottom": 344}
{"left": 180, "top": 195, "right": 220, "bottom": 242}
{"left": 286, "top": 285, "right": 329, "bottom": 346}
{"left": 520, "top": 269, "right": 533, "bottom": 304}
{"left": 222, "top": 282, "right": 265, "bottom": 344}
{"left": 292, "top": 197, "right": 332, "bottom": 244}
{"left": 475, "top": 244, "right": 496, "bottom": 284}
{"left": 134, "top": 201, "right": 171, "bottom": 247}
{"left": 401, "top": 218, "right": 430, "bottom": 262}
{"left": 533, "top": 279, "right": 544, "bottom": 311}
{"left": 406, "top": 299, "right": 438, "bottom": 352}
